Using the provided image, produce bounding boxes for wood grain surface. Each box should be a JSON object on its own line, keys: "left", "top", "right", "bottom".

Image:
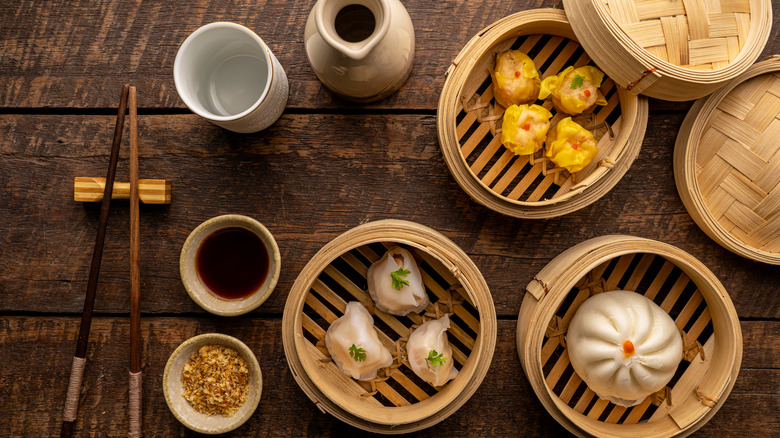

{"left": 0, "top": 0, "right": 778, "bottom": 437}
{"left": 0, "top": 0, "right": 777, "bottom": 110}
{"left": 1, "top": 317, "right": 777, "bottom": 437}
{"left": 1, "top": 114, "right": 777, "bottom": 319}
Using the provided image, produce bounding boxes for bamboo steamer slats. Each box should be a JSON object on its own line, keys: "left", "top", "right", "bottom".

{"left": 282, "top": 220, "right": 496, "bottom": 433}
{"left": 562, "top": 0, "right": 772, "bottom": 100}
{"left": 516, "top": 235, "right": 742, "bottom": 438}
{"left": 674, "top": 57, "right": 780, "bottom": 264}
{"left": 438, "top": 9, "right": 648, "bottom": 219}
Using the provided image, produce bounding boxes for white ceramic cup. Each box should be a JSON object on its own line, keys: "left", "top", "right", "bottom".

{"left": 174, "top": 22, "right": 288, "bottom": 133}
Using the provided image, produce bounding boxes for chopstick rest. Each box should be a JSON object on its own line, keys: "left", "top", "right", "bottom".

{"left": 73, "top": 177, "right": 171, "bottom": 204}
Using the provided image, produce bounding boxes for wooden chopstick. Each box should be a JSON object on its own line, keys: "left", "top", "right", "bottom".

{"left": 61, "top": 84, "right": 129, "bottom": 438}
{"left": 128, "top": 86, "right": 142, "bottom": 438}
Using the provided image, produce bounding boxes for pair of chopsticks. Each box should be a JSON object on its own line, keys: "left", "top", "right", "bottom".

{"left": 61, "top": 85, "right": 143, "bottom": 438}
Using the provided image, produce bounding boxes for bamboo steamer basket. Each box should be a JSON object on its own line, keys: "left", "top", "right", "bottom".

{"left": 438, "top": 9, "right": 649, "bottom": 219}
{"left": 674, "top": 56, "right": 780, "bottom": 264}
{"left": 563, "top": 0, "right": 773, "bottom": 101}
{"left": 282, "top": 219, "right": 496, "bottom": 433}
{"left": 516, "top": 235, "right": 742, "bottom": 438}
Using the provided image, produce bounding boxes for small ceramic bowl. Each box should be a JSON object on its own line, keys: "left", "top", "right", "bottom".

{"left": 163, "top": 333, "right": 263, "bottom": 434}
{"left": 180, "top": 214, "right": 281, "bottom": 316}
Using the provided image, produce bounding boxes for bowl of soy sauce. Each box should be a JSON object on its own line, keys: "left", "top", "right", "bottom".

{"left": 180, "top": 214, "right": 281, "bottom": 316}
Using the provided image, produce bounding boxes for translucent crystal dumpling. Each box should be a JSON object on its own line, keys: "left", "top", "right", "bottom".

{"left": 325, "top": 301, "right": 393, "bottom": 381}
{"left": 367, "top": 246, "right": 429, "bottom": 316}
{"left": 566, "top": 290, "right": 683, "bottom": 407}
{"left": 406, "top": 315, "right": 459, "bottom": 387}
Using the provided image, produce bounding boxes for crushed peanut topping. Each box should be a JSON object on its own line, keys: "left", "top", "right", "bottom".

{"left": 182, "top": 344, "right": 250, "bottom": 417}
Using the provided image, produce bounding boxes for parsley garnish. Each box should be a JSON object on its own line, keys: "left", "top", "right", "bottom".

{"left": 425, "top": 350, "right": 447, "bottom": 369}
{"left": 570, "top": 74, "right": 585, "bottom": 89}
{"left": 349, "top": 344, "right": 366, "bottom": 362}
{"left": 390, "top": 267, "right": 411, "bottom": 290}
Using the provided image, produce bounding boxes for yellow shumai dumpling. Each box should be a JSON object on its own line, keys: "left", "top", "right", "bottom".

{"left": 501, "top": 104, "right": 553, "bottom": 156}
{"left": 545, "top": 117, "right": 598, "bottom": 173}
{"left": 539, "top": 66, "right": 608, "bottom": 115}
{"left": 491, "top": 50, "right": 541, "bottom": 108}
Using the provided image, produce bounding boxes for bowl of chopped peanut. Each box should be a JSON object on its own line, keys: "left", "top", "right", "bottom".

{"left": 163, "top": 333, "right": 262, "bottom": 434}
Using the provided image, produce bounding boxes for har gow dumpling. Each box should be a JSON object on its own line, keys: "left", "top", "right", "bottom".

{"left": 367, "top": 247, "right": 429, "bottom": 316}
{"left": 325, "top": 301, "right": 393, "bottom": 381}
{"left": 567, "top": 290, "right": 683, "bottom": 407}
{"left": 406, "top": 315, "right": 459, "bottom": 387}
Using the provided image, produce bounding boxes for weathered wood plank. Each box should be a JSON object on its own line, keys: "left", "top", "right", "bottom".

{"left": 1, "top": 113, "right": 778, "bottom": 317}
{"left": 0, "top": 0, "right": 548, "bottom": 110}
{"left": 0, "top": 317, "right": 776, "bottom": 436}
{"left": 0, "top": 0, "right": 777, "bottom": 110}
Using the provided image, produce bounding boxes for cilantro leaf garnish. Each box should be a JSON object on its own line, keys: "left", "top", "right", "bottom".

{"left": 349, "top": 344, "right": 367, "bottom": 362}
{"left": 390, "top": 267, "right": 411, "bottom": 290}
{"left": 425, "top": 350, "right": 447, "bottom": 369}
{"left": 570, "top": 74, "right": 585, "bottom": 89}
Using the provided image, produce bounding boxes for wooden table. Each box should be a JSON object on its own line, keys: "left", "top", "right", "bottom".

{"left": 1, "top": 1, "right": 778, "bottom": 436}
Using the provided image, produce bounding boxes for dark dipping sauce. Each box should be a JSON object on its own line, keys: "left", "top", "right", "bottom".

{"left": 196, "top": 227, "right": 270, "bottom": 300}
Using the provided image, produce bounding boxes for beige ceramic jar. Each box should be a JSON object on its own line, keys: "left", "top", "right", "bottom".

{"left": 304, "top": 0, "right": 415, "bottom": 102}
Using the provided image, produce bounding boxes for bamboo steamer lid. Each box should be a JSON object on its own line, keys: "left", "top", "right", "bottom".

{"left": 674, "top": 56, "right": 780, "bottom": 264}
{"left": 563, "top": 0, "right": 773, "bottom": 101}
{"left": 516, "top": 235, "right": 742, "bottom": 438}
{"left": 282, "top": 219, "right": 496, "bottom": 433}
{"left": 438, "top": 9, "right": 648, "bottom": 219}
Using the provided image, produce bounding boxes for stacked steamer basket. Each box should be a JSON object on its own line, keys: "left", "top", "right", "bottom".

{"left": 674, "top": 57, "right": 780, "bottom": 264}
{"left": 438, "top": 10, "right": 649, "bottom": 219}
{"left": 282, "top": 220, "right": 496, "bottom": 433}
{"left": 563, "top": 0, "right": 773, "bottom": 100}
{"left": 516, "top": 235, "right": 742, "bottom": 438}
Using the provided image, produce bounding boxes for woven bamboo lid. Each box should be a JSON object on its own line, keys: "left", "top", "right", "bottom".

{"left": 674, "top": 56, "right": 780, "bottom": 264}
{"left": 517, "top": 235, "right": 742, "bottom": 438}
{"left": 438, "top": 9, "right": 648, "bottom": 219}
{"left": 563, "top": 0, "right": 773, "bottom": 101}
{"left": 282, "top": 220, "right": 496, "bottom": 433}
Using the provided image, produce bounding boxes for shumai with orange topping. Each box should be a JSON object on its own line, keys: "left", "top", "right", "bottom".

{"left": 491, "top": 50, "right": 541, "bottom": 108}
{"left": 545, "top": 117, "right": 598, "bottom": 173}
{"left": 539, "top": 66, "right": 608, "bottom": 115}
{"left": 501, "top": 104, "right": 553, "bottom": 156}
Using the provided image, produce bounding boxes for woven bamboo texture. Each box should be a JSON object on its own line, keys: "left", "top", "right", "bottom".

{"left": 438, "top": 9, "right": 648, "bottom": 219}
{"left": 562, "top": 0, "right": 772, "bottom": 100}
{"left": 517, "top": 235, "right": 742, "bottom": 438}
{"left": 606, "top": 0, "right": 752, "bottom": 70}
{"left": 282, "top": 220, "right": 496, "bottom": 434}
{"left": 675, "top": 56, "right": 780, "bottom": 264}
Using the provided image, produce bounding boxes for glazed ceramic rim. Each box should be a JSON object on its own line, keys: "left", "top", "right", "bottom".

{"left": 173, "top": 22, "right": 275, "bottom": 122}
{"left": 162, "top": 333, "right": 263, "bottom": 434}
{"left": 180, "top": 214, "right": 281, "bottom": 316}
{"left": 313, "top": 0, "right": 391, "bottom": 61}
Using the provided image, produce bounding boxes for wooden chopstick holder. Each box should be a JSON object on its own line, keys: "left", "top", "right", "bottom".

{"left": 61, "top": 84, "right": 129, "bottom": 438}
